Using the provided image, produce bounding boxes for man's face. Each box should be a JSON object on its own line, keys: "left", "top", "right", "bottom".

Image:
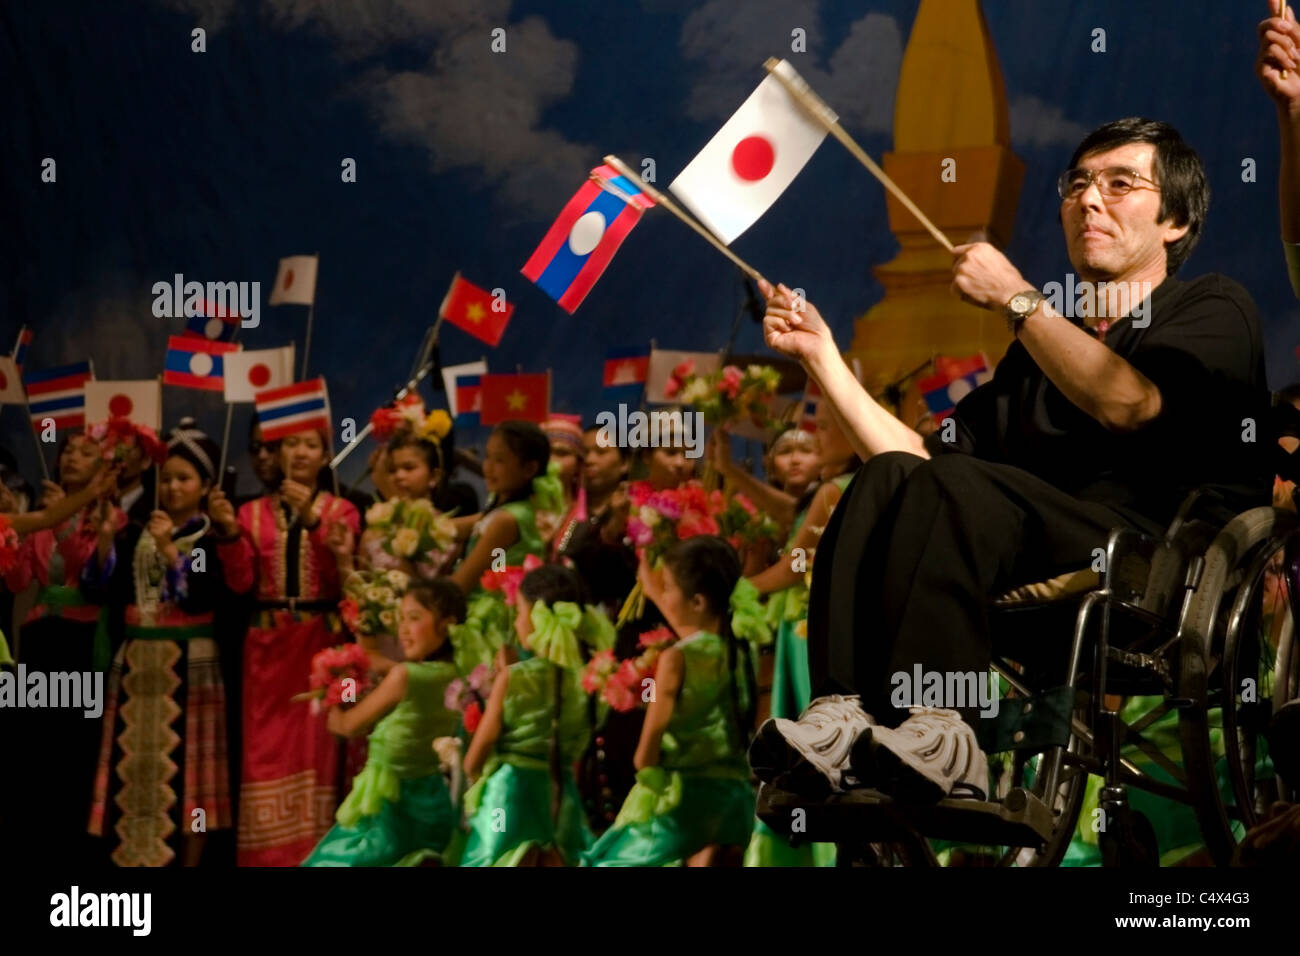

{"left": 1060, "top": 142, "right": 1188, "bottom": 282}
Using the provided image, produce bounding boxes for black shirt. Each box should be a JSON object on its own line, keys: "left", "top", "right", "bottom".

{"left": 922, "top": 273, "right": 1273, "bottom": 532}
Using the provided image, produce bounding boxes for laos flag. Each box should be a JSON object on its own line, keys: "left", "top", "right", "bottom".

{"left": 521, "top": 164, "right": 654, "bottom": 314}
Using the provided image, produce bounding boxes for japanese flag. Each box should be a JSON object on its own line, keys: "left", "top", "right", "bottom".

{"left": 268, "top": 255, "right": 318, "bottom": 306}
{"left": 669, "top": 60, "right": 831, "bottom": 245}
{"left": 223, "top": 345, "right": 295, "bottom": 403}
{"left": 85, "top": 380, "right": 161, "bottom": 429}
{"left": 0, "top": 356, "right": 24, "bottom": 404}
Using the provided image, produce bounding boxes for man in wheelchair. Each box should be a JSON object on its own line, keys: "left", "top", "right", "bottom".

{"left": 749, "top": 117, "right": 1274, "bottom": 808}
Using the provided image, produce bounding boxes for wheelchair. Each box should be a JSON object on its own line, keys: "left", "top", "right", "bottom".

{"left": 755, "top": 397, "right": 1300, "bottom": 866}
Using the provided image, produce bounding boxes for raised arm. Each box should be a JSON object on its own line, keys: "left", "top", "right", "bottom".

{"left": 760, "top": 279, "right": 928, "bottom": 460}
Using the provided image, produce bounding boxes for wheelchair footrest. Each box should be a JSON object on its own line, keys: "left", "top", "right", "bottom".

{"left": 755, "top": 782, "right": 1058, "bottom": 848}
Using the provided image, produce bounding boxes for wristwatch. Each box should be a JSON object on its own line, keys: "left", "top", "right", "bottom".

{"left": 1004, "top": 289, "right": 1044, "bottom": 336}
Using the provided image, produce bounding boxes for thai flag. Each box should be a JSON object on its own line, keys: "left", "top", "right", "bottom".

{"left": 255, "top": 378, "right": 331, "bottom": 442}
{"left": 183, "top": 299, "right": 239, "bottom": 343}
{"left": 602, "top": 345, "right": 649, "bottom": 404}
{"left": 521, "top": 164, "right": 654, "bottom": 314}
{"left": 163, "top": 336, "right": 238, "bottom": 391}
{"left": 918, "top": 354, "right": 991, "bottom": 421}
{"left": 25, "top": 361, "right": 92, "bottom": 429}
{"left": 11, "top": 326, "right": 32, "bottom": 371}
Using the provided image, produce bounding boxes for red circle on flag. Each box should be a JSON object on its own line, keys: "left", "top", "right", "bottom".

{"left": 109, "top": 394, "right": 134, "bottom": 417}
{"left": 283, "top": 269, "right": 294, "bottom": 290}
{"left": 731, "top": 135, "right": 775, "bottom": 181}
{"left": 248, "top": 363, "right": 271, "bottom": 387}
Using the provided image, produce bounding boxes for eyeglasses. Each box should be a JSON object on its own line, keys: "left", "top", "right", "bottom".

{"left": 1057, "top": 166, "right": 1161, "bottom": 201}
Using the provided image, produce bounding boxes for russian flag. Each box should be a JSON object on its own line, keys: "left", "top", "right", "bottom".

{"left": 25, "top": 361, "right": 92, "bottom": 429}
{"left": 918, "top": 354, "right": 992, "bottom": 421}
{"left": 521, "top": 164, "right": 654, "bottom": 314}
{"left": 11, "top": 326, "right": 32, "bottom": 371}
{"left": 603, "top": 345, "right": 649, "bottom": 404}
{"left": 163, "top": 336, "right": 239, "bottom": 391}
{"left": 455, "top": 375, "right": 483, "bottom": 428}
{"left": 255, "top": 379, "right": 332, "bottom": 442}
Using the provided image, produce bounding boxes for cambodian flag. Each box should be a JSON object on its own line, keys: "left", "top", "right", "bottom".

{"left": 521, "top": 164, "right": 654, "bottom": 314}
{"left": 602, "top": 345, "right": 649, "bottom": 404}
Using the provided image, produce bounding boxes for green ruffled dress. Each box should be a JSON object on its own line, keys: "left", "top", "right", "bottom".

{"left": 455, "top": 478, "right": 559, "bottom": 675}
{"left": 302, "top": 660, "right": 461, "bottom": 866}
{"left": 584, "top": 631, "right": 755, "bottom": 866}
{"left": 459, "top": 656, "right": 594, "bottom": 866}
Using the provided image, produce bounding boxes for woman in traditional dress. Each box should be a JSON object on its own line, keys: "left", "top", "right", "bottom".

{"left": 82, "top": 420, "right": 232, "bottom": 866}
{"left": 211, "top": 425, "right": 359, "bottom": 866}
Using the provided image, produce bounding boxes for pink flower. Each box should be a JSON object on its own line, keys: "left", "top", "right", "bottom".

{"left": 603, "top": 677, "right": 637, "bottom": 712}
{"left": 718, "top": 365, "right": 743, "bottom": 400}
{"left": 673, "top": 360, "right": 695, "bottom": 380}
{"left": 664, "top": 376, "right": 681, "bottom": 399}
{"left": 637, "top": 626, "right": 676, "bottom": 649}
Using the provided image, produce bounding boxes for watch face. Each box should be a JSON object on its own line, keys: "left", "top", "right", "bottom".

{"left": 1010, "top": 294, "right": 1031, "bottom": 313}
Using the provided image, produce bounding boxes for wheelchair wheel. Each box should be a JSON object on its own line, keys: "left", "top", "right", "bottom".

{"left": 1178, "top": 506, "right": 1300, "bottom": 864}
{"left": 1221, "top": 532, "right": 1299, "bottom": 824}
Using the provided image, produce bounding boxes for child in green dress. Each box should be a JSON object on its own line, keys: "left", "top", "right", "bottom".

{"left": 459, "top": 565, "right": 614, "bottom": 865}
{"left": 584, "top": 535, "right": 770, "bottom": 866}
{"left": 301, "top": 580, "right": 466, "bottom": 866}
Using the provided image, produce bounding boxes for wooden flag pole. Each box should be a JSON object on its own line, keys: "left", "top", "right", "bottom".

{"left": 601, "top": 155, "right": 769, "bottom": 284}
{"left": 762, "top": 58, "right": 955, "bottom": 255}
{"left": 301, "top": 251, "right": 319, "bottom": 380}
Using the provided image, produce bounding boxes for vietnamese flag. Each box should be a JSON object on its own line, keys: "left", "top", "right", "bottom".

{"left": 441, "top": 274, "right": 514, "bottom": 347}
{"left": 479, "top": 373, "right": 549, "bottom": 425}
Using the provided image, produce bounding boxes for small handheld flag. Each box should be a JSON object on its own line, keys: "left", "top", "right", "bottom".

{"left": 85, "top": 380, "right": 162, "bottom": 429}
{"left": 799, "top": 379, "right": 821, "bottom": 432}
{"left": 668, "top": 60, "right": 829, "bottom": 245}
{"left": 182, "top": 299, "right": 240, "bottom": 343}
{"left": 268, "top": 255, "right": 319, "bottom": 306}
{"left": 441, "top": 275, "right": 514, "bottom": 347}
{"left": 0, "top": 356, "right": 24, "bottom": 405}
{"left": 255, "top": 378, "right": 332, "bottom": 442}
{"left": 163, "top": 336, "right": 239, "bottom": 392}
{"left": 918, "top": 354, "right": 992, "bottom": 421}
{"left": 442, "top": 360, "right": 488, "bottom": 420}
{"left": 479, "top": 373, "right": 549, "bottom": 425}
{"left": 224, "top": 346, "right": 296, "bottom": 403}
{"left": 521, "top": 164, "right": 655, "bottom": 313}
{"left": 602, "top": 345, "right": 650, "bottom": 404}
{"left": 11, "top": 326, "right": 32, "bottom": 371}
{"left": 24, "top": 361, "right": 92, "bottom": 429}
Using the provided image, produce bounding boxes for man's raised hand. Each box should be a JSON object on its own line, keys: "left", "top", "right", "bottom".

{"left": 760, "top": 279, "right": 835, "bottom": 367}
{"left": 1259, "top": 1, "right": 1300, "bottom": 110}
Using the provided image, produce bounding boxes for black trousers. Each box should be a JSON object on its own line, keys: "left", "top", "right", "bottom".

{"left": 806, "top": 451, "right": 1153, "bottom": 727}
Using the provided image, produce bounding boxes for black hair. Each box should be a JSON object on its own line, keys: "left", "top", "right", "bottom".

{"left": 402, "top": 579, "right": 465, "bottom": 662}
{"left": 582, "top": 424, "right": 632, "bottom": 462}
{"left": 519, "top": 562, "right": 591, "bottom": 828}
{"left": 1066, "top": 117, "right": 1209, "bottom": 276}
{"left": 386, "top": 431, "right": 446, "bottom": 502}
{"left": 489, "top": 421, "right": 550, "bottom": 506}
{"left": 0, "top": 463, "right": 35, "bottom": 514}
{"left": 662, "top": 535, "right": 756, "bottom": 749}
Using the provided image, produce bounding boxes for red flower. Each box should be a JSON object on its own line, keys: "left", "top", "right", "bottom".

{"left": 672, "top": 360, "right": 695, "bottom": 380}
{"left": 637, "top": 626, "right": 676, "bottom": 649}
{"left": 463, "top": 700, "right": 483, "bottom": 734}
{"left": 718, "top": 365, "right": 743, "bottom": 400}
{"left": 339, "top": 597, "right": 361, "bottom": 634}
{"left": 0, "top": 515, "right": 19, "bottom": 576}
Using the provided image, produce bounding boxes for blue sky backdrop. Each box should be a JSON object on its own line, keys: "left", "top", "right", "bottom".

{"left": 3, "top": 0, "right": 1297, "bottom": 491}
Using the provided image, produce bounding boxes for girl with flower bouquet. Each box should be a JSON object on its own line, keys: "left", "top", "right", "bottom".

{"left": 583, "top": 535, "right": 770, "bottom": 867}
{"left": 445, "top": 421, "right": 563, "bottom": 673}
{"left": 459, "top": 565, "right": 615, "bottom": 866}
{"left": 302, "top": 579, "right": 468, "bottom": 866}
{"left": 339, "top": 406, "right": 459, "bottom": 664}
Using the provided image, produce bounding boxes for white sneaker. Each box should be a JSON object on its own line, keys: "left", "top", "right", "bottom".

{"left": 749, "top": 695, "right": 876, "bottom": 796}
{"left": 851, "top": 707, "right": 988, "bottom": 803}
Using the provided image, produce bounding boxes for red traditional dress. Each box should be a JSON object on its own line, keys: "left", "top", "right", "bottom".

{"left": 218, "top": 492, "right": 360, "bottom": 866}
